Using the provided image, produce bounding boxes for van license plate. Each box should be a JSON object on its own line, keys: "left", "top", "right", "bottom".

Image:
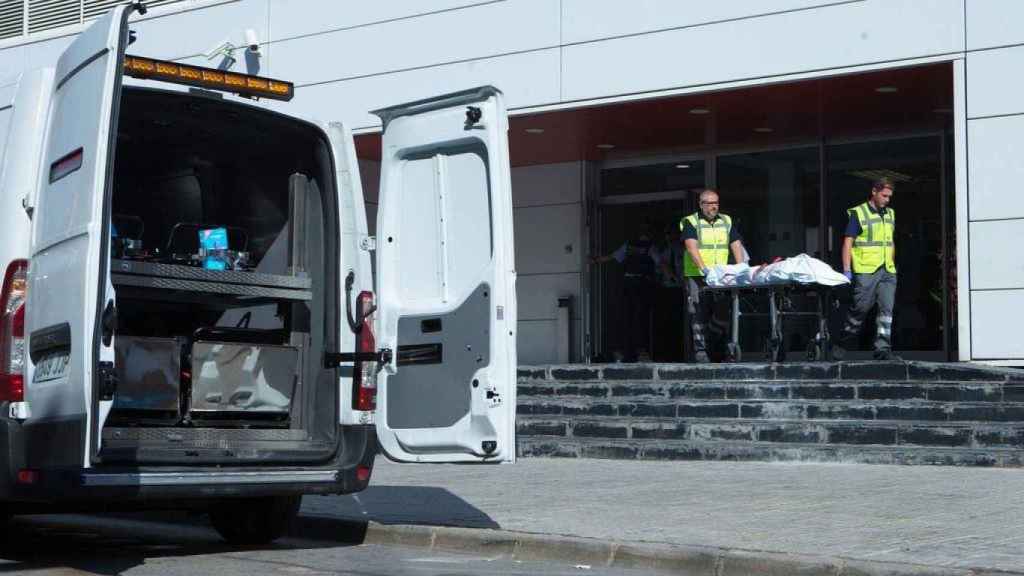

{"left": 34, "top": 352, "right": 70, "bottom": 383}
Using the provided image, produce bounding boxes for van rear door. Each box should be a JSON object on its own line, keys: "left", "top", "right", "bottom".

{"left": 371, "top": 87, "right": 517, "bottom": 463}
{"left": 22, "top": 5, "right": 134, "bottom": 469}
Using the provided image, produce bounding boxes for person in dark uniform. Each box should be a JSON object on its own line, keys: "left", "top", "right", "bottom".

{"left": 593, "top": 225, "right": 658, "bottom": 362}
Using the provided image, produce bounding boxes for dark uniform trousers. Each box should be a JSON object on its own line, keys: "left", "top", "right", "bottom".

{"left": 840, "top": 268, "right": 897, "bottom": 352}
{"left": 685, "top": 276, "right": 730, "bottom": 358}
{"left": 623, "top": 274, "right": 656, "bottom": 358}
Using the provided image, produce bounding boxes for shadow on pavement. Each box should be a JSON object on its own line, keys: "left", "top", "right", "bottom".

{"left": 320, "top": 485, "right": 501, "bottom": 530}
{"left": 0, "top": 511, "right": 360, "bottom": 575}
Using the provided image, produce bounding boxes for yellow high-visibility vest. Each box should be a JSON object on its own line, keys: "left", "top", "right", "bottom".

{"left": 681, "top": 212, "right": 732, "bottom": 277}
{"left": 849, "top": 202, "right": 896, "bottom": 274}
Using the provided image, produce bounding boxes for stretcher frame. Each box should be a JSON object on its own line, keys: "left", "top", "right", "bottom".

{"left": 699, "top": 282, "right": 836, "bottom": 362}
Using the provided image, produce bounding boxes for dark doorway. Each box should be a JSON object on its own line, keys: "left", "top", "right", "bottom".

{"left": 595, "top": 161, "right": 706, "bottom": 362}
{"left": 827, "top": 136, "right": 946, "bottom": 358}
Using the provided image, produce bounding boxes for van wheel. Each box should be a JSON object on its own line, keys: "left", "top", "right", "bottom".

{"left": 209, "top": 495, "right": 301, "bottom": 545}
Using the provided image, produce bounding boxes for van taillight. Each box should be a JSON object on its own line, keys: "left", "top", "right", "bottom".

{"left": 0, "top": 260, "right": 28, "bottom": 402}
{"left": 353, "top": 291, "right": 377, "bottom": 412}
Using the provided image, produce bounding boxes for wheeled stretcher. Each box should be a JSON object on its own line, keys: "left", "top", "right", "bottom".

{"left": 700, "top": 282, "right": 837, "bottom": 362}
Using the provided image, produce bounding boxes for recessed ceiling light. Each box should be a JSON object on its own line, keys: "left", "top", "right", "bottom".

{"left": 875, "top": 86, "right": 899, "bottom": 94}
{"left": 689, "top": 107, "right": 710, "bottom": 115}
{"left": 675, "top": 164, "right": 690, "bottom": 169}
{"left": 596, "top": 144, "right": 615, "bottom": 149}
{"left": 524, "top": 128, "right": 545, "bottom": 134}
{"left": 753, "top": 127, "right": 773, "bottom": 133}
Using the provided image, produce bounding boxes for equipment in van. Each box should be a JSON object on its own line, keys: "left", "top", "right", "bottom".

{"left": 111, "top": 214, "right": 148, "bottom": 260}
{"left": 199, "top": 227, "right": 229, "bottom": 270}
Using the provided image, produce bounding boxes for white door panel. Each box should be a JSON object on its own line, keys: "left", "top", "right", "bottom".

{"left": 373, "top": 87, "right": 517, "bottom": 463}
{"left": 23, "top": 5, "right": 133, "bottom": 469}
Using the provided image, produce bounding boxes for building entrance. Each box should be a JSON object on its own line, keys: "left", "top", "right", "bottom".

{"left": 594, "top": 161, "right": 705, "bottom": 362}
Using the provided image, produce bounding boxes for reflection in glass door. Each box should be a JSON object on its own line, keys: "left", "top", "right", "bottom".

{"left": 716, "top": 148, "right": 822, "bottom": 360}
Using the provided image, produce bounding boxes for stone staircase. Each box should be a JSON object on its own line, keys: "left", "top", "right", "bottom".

{"left": 515, "top": 361, "right": 1024, "bottom": 466}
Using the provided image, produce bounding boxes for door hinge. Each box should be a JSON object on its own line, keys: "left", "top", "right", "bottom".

{"left": 8, "top": 401, "right": 30, "bottom": 420}
{"left": 360, "top": 235, "right": 377, "bottom": 251}
{"left": 98, "top": 361, "right": 118, "bottom": 401}
{"left": 21, "top": 194, "right": 33, "bottom": 218}
{"left": 324, "top": 348, "right": 392, "bottom": 369}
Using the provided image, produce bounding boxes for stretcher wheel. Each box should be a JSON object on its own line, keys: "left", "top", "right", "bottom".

{"left": 726, "top": 342, "right": 742, "bottom": 362}
{"left": 806, "top": 336, "right": 829, "bottom": 362}
{"left": 768, "top": 335, "right": 786, "bottom": 363}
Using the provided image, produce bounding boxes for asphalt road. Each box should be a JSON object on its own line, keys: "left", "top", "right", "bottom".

{"left": 0, "top": 513, "right": 657, "bottom": 576}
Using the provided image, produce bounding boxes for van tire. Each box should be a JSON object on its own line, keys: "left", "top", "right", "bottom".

{"left": 209, "top": 495, "right": 301, "bottom": 545}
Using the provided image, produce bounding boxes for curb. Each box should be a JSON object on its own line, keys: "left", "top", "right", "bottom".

{"left": 320, "top": 519, "right": 1023, "bottom": 576}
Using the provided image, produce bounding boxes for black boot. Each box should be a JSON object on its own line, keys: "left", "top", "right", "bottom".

{"left": 873, "top": 349, "right": 903, "bottom": 361}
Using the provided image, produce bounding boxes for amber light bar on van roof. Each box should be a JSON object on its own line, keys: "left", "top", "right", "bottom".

{"left": 123, "top": 55, "right": 294, "bottom": 102}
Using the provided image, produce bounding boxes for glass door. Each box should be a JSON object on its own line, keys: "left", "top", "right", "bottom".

{"left": 593, "top": 161, "right": 705, "bottom": 362}
{"left": 716, "top": 147, "right": 822, "bottom": 360}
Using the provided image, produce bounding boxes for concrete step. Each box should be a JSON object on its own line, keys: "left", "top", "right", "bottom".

{"left": 517, "top": 398, "right": 1024, "bottom": 422}
{"left": 519, "top": 361, "right": 1024, "bottom": 384}
{"left": 518, "top": 381, "right": 1018, "bottom": 403}
{"left": 517, "top": 416, "right": 1024, "bottom": 449}
{"left": 515, "top": 361, "right": 1024, "bottom": 466}
{"left": 516, "top": 435, "right": 1024, "bottom": 466}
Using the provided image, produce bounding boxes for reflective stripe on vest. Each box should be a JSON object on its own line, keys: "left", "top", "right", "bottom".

{"left": 850, "top": 202, "right": 896, "bottom": 274}
{"left": 681, "top": 212, "right": 731, "bottom": 276}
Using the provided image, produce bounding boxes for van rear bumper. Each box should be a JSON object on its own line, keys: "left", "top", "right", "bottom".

{"left": 1, "top": 424, "right": 376, "bottom": 510}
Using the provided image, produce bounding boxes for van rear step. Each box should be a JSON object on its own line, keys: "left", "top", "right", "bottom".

{"left": 102, "top": 427, "right": 309, "bottom": 444}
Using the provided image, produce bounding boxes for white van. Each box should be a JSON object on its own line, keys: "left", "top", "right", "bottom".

{"left": 0, "top": 3, "right": 516, "bottom": 544}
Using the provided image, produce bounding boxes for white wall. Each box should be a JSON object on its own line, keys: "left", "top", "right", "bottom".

{"left": 512, "top": 162, "right": 584, "bottom": 365}
{"left": 963, "top": 0, "right": 1024, "bottom": 361}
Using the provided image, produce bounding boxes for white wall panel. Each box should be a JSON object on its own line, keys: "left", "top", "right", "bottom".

{"left": 275, "top": 48, "right": 560, "bottom": 130}
{"left": 517, "top": 320, "right": 561, "bottom": 365}
{"left": 967, "top": 115, "right": 1024, "bottom": 221}
{"left": 0, "top": 45, "right": 26, "bottom": 80}
{"left": 514, "top": 204, "right": 580, "bottom": 275}
{"left": 561, "top": 0, "right": 964, "bottom": 102}
{"left": 966, "top": 46, "right": 1024, "bottom": 118}
{"left": 968, "top": 220, "right": 1024, "bottom": 289}
{"left": 130, "top": 0, "right": 268, "bottom": 61}
{"left": 268, "top": 0, "right": 487, "bottom": 42}
{"left": 966, "top": 0, "right": 1024, "bottom": 50}
{"left": 271, "top": 0, "right": 558, "bottom": 87}
{"left": 971, "top": 289, "right": 1024, "bottom": 359}
{"left": 512, "top": 162, "right": 582, "bottom": 207}
{"left": 517, "top": 273, "right": 580, "bottom": 321}
{"left": 562, "top": 0, "right": 840, "bottom": 44}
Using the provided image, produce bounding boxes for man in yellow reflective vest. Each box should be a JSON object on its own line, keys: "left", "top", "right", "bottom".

{"left": 834, "top": 177, "right": 899, "bottom": 361}
{"left": 680, "top": 188, "right": 747, "bottom": 363}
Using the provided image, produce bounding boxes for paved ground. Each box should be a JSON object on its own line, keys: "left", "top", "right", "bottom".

{"left": 0, "top": 514, "right": 661, "bottom": 575}
{"left": 303, "top": 458, "right": 1024, "bottom": 573}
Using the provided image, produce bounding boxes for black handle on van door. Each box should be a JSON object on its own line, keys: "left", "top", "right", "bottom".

{"left": 101, "top": 300, "right": 116, "bottom": 347}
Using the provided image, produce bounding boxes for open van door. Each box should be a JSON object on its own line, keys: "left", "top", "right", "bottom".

{"left": 22, "top": 5, "right": 136, "bottom": 470}
{"left": 372, "top": 87, "right": 517, "bottom": 463}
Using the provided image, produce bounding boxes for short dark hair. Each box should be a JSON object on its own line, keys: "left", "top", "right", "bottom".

{"left": 699, "top": 188, "right": 719, "bottom": 203}
{"left": 872, "top": 177, "right": 895, "bottom": 192}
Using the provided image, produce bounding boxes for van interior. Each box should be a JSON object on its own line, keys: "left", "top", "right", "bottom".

{"left": 101, "top": 87, "right": 341, "bottom": 464}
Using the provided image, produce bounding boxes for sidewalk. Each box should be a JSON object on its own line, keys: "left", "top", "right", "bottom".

{"left": 301, "top": 457, "right": 1024, "bottom": 574}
